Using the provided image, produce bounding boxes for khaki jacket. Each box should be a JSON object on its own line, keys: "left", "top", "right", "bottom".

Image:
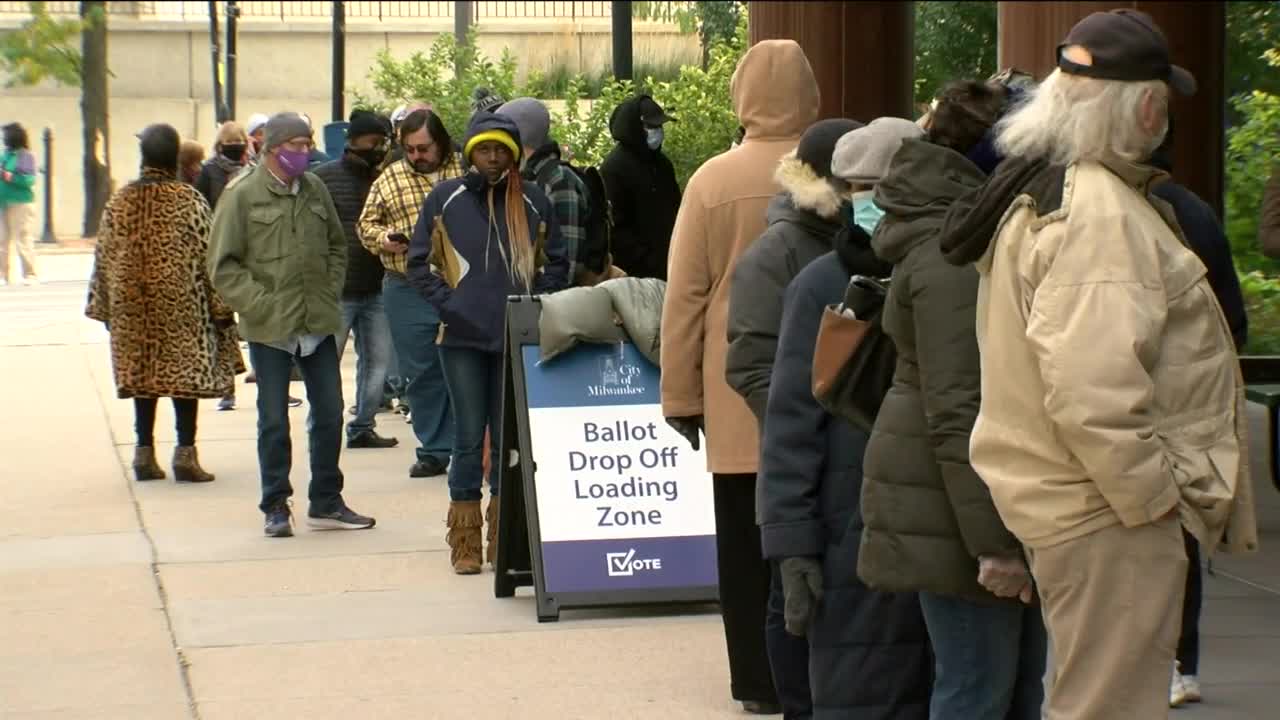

{"left": 660, "top": 39, "right": 820, "bottom": 474}
{"left": 971, "top": 159, "right": 1257, "bottom": 553}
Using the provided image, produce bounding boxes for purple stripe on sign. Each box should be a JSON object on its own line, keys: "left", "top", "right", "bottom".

{"left": 541, "top": 535, "right": 719, "bottom": 593}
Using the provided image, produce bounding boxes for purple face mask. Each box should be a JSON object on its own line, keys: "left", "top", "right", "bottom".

{"left": 275, "top": 147, "right": 310, "bottom": 179}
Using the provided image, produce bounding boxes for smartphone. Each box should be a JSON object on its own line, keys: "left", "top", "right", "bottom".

{"left": 388, "top": 232, "right": 410, "bottom": 245}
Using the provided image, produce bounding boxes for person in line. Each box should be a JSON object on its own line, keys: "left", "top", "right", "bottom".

{"left": 406, "top": 112, "right": 569, "bottom": 575}
{"left": 210, "top": 112, "right": 376, "bottom": 538}
{"left": 178, "top": 140, "right": 205, "bottom": 186}
{"left": 314, "top": 109, "right": 399, "bottom": 450}
{"left": 938, "top": 11, "right": 1255, "bottom": 717}
{"left": 661, "top": 39, "right": 819, "bottom": 716}
{"left": 299, "top": 113, "right": 332, "bottom": 168}
{"left": 86, "top": 123, "right": 240, "bottom": 483}
{"left": 759, "top": 171, "right": 932, "bottom": 719}
{"left": 1147, "top": 118, "right": 1248, "bottom": 707}
{"left": 600, "top": 94, "right": 682, "bottom": 280}
{"left": 724, "top": 116, "right": 862, "bottom": 717}
{"left": 859, "top": 84, "right": 1047, "bottom": 720}
{"left": 358, "top": 109, "right": 465, "bottom": 479}
{"left": 0, "top": 122, "right": 39, "bottom": 285}
{"left": 196, "top": 121, "right": 250, "bottom": 211}
{"left": 246, "top": 113, "right": 269, "bottom": 161}
{"left": 471, "top": 87, "right": 505, "bottom": 117}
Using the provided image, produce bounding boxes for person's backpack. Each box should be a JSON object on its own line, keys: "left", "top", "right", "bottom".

{"left": 560, "top": 162, "right": 613, "bottom": 276}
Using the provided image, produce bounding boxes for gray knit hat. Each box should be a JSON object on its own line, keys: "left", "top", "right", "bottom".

{"left": 497, "top": 98, "right": 551, "bottom": 153}
{"left": 831, "top": 117, "right": 924, "bottom": 185}
{"left": 263, "top": 112, "right": 312, "bottom": 152}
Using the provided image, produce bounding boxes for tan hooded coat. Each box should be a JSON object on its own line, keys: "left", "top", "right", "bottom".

{"left": 660, "top": 40, "right": 820, "bottom": 474}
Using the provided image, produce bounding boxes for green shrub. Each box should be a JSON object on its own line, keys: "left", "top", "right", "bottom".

{"left": 1225, "top": 88, "right": 1280, "bottom": 275}
{"left": 1242, "top": 271, "right": 1280, "bottom": 354}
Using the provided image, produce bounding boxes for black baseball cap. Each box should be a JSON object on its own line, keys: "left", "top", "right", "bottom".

{"left": 1057, "top": 9, "right": 1196, "bottom": 96}
{"left": 638, "top": 96, "right": 675, "bottom": 127}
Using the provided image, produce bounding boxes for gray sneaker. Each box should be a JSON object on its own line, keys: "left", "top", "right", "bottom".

{"left": 264, "top": 503, "right": 293, "bottom": 538}
{"left": 306, "top": 504, "right": 376, "bottom": 531}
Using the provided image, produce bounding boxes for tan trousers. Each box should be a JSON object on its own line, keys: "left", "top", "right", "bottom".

{"left": 1028, "top": 514, "right": 1186, "bottom": 720}
{"left": 1, "top": 203, "right": 38, "bottom": 281}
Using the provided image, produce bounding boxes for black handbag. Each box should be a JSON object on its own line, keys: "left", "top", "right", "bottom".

{"left": 811, "top": 275, "right": 897, "bottom": 432}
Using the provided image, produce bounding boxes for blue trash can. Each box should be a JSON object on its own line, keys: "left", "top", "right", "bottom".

{"left": 322, "top": 122, "right": 349, "bottom": 162}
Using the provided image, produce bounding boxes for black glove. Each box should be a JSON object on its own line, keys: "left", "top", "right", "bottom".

{"left": 779, "top": 556, "right": 824, "bottom": 637}
{"left": 665, "top": 415, "right": 704, "bottom": 451}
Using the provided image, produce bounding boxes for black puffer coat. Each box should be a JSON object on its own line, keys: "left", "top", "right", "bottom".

{"left": 760, "top": 226, "right": 931, "bottom": 719}
{"left": 600, "top": 95, "right": 682, "bottom": 280}
{"left": 859, "top": 139, "right": 1021, "bottom": 604}
{"left": 314, "top": 154, "right": 384, "bottom": 298}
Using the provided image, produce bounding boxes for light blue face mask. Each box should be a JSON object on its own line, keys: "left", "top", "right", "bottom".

{"left": 847, "top": 191, "right": 885, "bottom": 235}
{"left": 646, "top": 127, "right": 664, "bottom": 150}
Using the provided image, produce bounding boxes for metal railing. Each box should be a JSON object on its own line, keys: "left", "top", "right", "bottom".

{"left": 0, "top": 1, "right": 688, "bottom": 21}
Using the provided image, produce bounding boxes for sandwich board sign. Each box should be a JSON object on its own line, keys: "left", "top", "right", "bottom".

{"left": 494, "top": 297, "right": 719, "bottom": 621}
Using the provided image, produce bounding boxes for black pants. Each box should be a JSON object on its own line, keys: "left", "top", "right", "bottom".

{"left": 1178, "top": 529, "right": 1202, "bottom": 675}
{"left": 768, "top": 561, "right": 814, "bottom": 718}
{"left": 713, "top": 473, "right": 779, "bottom": 705}
{"left": 134, "top": 398, "right": 198, "bottom": 447}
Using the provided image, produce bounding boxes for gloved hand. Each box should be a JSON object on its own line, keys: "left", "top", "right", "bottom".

{"left": 977, "top": 552, "right": 1035, "bottom": 604}
{"left": 665, "top": 415, "right": 704, "bottom": 451}
{"left": 779, "top": 556, "right": 824, "bottom": 637}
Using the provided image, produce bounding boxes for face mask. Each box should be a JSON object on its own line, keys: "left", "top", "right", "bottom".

{"left": 847, "top": 191, "right": 885, "bottom": 235}
{"left": 645, "top": 127, "right": 664, "bottom": 151}
{"left": 220, "top": 144, "right": 246, "bottom": 163}
{"left": 275, "top": 148, "right": 310, "bottom": 179}
{"left": 350, "top": 146, "right": 387, "bottom": 168}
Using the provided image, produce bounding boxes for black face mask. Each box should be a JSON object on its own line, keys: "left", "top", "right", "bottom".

{"left": 350, "top": 146, "right": 387, "bottom": 169}
{"left": 220, "top": 144, "right": 246, "bottom": 162}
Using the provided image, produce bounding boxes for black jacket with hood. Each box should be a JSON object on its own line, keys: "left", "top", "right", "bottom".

{"left": 758, "top": 227, "right": 931, "bottom": 719}
{"left": 314, "top": 153, "right": 384, "bottom": 298}
{"left": 600, "top": 95, "right": 682, "bottom": 280}
{"left": 726, "top": 151, "right": 864, "bottom": 423}
{"left": 859, "top": 138, "right": 1023, "bottom": 605}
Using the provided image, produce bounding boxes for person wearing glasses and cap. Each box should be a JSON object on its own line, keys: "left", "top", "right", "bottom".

{"left": 209, "top": 112, "right": 378, "bottom": 539}
{"left": 600, "top": 94, "right": 682, "bottom": 280}
{"left": 937, "top": 10, "right": 1257, "bottom": 718}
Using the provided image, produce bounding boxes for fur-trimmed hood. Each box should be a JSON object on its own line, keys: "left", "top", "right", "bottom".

{"left": 774, "top": 151, "right": 845, "bottom": 219}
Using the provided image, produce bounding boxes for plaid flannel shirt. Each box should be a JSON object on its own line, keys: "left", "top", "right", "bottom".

{"left": 358, "top": 154, "right": 464, "bottom": 275}
{"left": 526, "top": 152, "right": 585, "bottom": 280}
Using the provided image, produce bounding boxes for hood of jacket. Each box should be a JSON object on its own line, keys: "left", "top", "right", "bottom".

{"left": 774, "top": 151, "right": 845, "bottom": 220}
{"left": 763, "top": 192, "right": 842, "bottom": 244}
{"left": 871, "top": 139, "right": 988, "bottom": 264}
{"left": 609, "top": 95, "right": 653, "bottom": 151}
{"left": 938, "top": 156, "right": 1060, "bottom": 267}
{"left": 731, "top": 39, "right": 820, "bottom": 141}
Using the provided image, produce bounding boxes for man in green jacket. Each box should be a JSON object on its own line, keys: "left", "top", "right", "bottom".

{"left": 209, "top": 112, "right": 376, "bottom": 538}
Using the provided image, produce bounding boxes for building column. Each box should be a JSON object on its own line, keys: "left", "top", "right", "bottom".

{"left": 998, "top": 1, "right": 1226, "bottom": 217}
{"left": 748, "top": 1, "right": 915, "bottom": 123}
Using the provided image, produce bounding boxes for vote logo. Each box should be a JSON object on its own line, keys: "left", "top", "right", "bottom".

{"left": 605, "top": 548, "right": 664, "bottom": 577}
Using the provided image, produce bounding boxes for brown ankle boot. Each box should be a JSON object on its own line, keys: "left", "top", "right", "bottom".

{"left": 173, "top": 446, "right": 215, "bottom": 483}
{"left": 485, "top": 499, "right": 500, "bottom": 566}
{"left": 132, "top": 446, "right": 166, "bottom": 481}
{"left": 446, "top": 501, "right": 484, "bottom": 575}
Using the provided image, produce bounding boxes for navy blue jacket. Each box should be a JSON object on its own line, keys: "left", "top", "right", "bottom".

{"left": 1152, "top": 181, "right": 1247, "bottom": 350}
{"left": 759, "top": 248, "right": 932, "bottom": 719}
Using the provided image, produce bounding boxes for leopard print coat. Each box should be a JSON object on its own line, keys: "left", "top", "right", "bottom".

{"left": 87, "top": 168, "right": 245, "bottom": 399}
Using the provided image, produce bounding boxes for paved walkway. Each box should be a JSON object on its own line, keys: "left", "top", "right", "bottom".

{"left": 1, "top": 253, "right": 1277, "bottom": 719}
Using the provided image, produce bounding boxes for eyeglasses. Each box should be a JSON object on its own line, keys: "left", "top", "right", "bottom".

{"left": 404, "top": 142, "right": 437, "bottom": 155}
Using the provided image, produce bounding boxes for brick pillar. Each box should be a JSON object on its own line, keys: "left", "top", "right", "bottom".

{"left": 748, "top": 1, "right": 915, "bottom": 123}
{"left": 998, "top": 1, "right": 1226, "bottom": 217}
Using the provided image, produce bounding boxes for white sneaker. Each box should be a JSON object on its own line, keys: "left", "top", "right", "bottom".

{"left": 0, "top": 279, "right": 7, "bottom": 287}
{"left": 22, "top": 277, "right": 39, "bottom": 286}
{"left": 1171, "top": 663, "right": 1203, "bottom": 707}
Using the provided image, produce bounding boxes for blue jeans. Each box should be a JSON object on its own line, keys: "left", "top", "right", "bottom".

{"left": 438, "top": 345, "right": 503, "bottom": 501}
{"left": 767, "top": 562, "right": 813, "bottom": 719}
{"left": 919, "top": 591, "right": 1047, "bottom": 720}
{"left": 339, "top": 293, "right": 392, "bottom": 437}
{"left": 248, "top": 337, "right": 345, "bottom": 515}
{"left": 383, "top": 274, "right": 453, "bottom": 462}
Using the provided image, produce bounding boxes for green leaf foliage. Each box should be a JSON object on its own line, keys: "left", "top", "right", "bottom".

{"left": 914, "top": 1, "right": 997, "bottom": 109}
{"left": 0, "top": 1, "right": 85, "bottom": 88}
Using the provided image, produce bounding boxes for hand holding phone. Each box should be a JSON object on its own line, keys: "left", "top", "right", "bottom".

{"left": 383, "top": 232, "right": 410, "bottom": 253}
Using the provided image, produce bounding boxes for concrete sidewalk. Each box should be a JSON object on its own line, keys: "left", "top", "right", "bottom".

{"left": 1, "top": 267, "right": 1277, "bottom": 719}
